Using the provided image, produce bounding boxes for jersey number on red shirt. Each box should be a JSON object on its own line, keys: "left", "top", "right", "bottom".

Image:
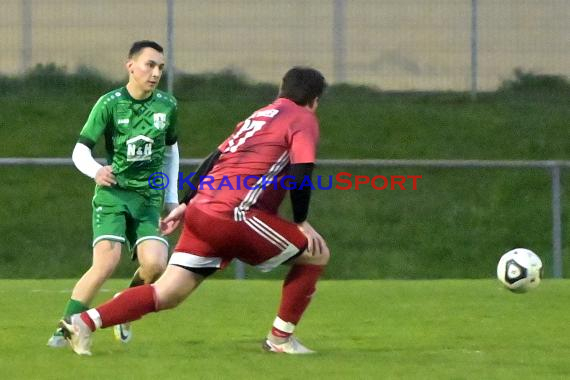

{"left": 225, "top": 119, "right": 266, "bottom": 153}
{"left": 224, "top": 109, "right": 280, "bottom": 153}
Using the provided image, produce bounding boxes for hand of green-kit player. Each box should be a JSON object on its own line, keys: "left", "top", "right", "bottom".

{"left": 95, "top": 165, "right": 117, "bottom": 187}
{"left": 160, "top": 203, "right": 187, "bottom": 235}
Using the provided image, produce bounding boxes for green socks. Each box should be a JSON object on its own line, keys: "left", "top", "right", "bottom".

{"left": 63, "top": 298, "right": 89, "bottom": 318}
{"left": 60, "top": 269, "right": 144, "bottom": 321}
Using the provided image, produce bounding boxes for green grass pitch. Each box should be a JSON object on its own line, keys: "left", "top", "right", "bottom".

{"left": 2, "top": 279, "right": 569, "bottom": 379}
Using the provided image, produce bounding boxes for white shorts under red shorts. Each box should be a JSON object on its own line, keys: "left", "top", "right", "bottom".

{"left": 171, "top": 203, "right": 308, "bottom": 272}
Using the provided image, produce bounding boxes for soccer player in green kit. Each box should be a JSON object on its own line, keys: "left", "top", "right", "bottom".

{"left": 47, "top": 40, "right": 179, "bottom": 347}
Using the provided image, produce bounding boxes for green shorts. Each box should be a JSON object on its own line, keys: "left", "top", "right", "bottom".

{"left": 92, "top": 185, "right": 168, "bottom": 258}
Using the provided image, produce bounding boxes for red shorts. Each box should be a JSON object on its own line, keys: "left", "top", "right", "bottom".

{"left": 171, "top": 204, "right": 307, "bottom": 272}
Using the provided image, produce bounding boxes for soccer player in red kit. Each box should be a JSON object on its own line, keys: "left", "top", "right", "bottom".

{"left": 59, "top": 67, "right": 330, "bottom": 356}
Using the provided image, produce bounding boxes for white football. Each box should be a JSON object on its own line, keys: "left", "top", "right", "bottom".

{"left": 497, "top": 248, "right": 543, "bottom": 293}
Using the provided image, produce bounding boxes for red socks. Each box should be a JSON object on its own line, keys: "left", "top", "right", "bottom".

{"left": 80, "top": 266, "right": 324, "bottom": 336}
{"left": 273, "top": 264, "right": 323, "bottom": 336}
{"left": 80, "top": 284, "right": 157, "bottom": 331}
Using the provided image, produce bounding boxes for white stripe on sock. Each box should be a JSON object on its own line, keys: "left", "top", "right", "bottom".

{"left": 86, "top": 308, "right": 102, "bottom": 329}
{"left": 273, "top": 316, "right": 296, "bottom": 334}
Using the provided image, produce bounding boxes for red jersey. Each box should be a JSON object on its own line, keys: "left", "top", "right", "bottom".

{"left": 192, "top": 98, "right": 319, "bottom": 219}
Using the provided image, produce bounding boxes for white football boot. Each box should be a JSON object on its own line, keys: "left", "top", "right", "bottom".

{"left": 113, "top": 322, "right": 132, "bottom": 343}
{"left": 262, "top": 336, "right": 316, "bottom": 354}
{"left": 58, "top": 314, "right": 93, "bottom": 356}
{"left": 46, "top": 327, "right": 69, "bottom": 348}
{"left": 112, "top": 293, "right": 132, "bottom": 343}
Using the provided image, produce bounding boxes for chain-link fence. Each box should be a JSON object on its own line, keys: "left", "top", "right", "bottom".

{"left": 1, "top": 0, "right": 568, "bottom": 91}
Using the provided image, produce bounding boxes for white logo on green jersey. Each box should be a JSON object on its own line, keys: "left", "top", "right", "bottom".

{"left": 126, "top": 135, "right": 154, "bottom": 162}
{"left": 153, "top": 113, "right": 167, "bottom": 130}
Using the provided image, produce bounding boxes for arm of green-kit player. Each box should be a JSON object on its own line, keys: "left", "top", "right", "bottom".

{"left": 72, "top": 143, "right": 116, "bottom": 186}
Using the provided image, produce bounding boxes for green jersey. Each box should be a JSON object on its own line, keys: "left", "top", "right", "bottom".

{"left": 78, "top": 87, "right": 177, "bottom": 192}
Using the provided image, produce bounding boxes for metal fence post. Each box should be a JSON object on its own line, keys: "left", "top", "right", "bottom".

{"left": 470, "top": 0, "right": 478, "bottom": 99}
{"left": 234, "top": 260, "right": 246, "bottom": 280}
{"left": 551, "top": 165, "right": 563, "bottom": 278}
{"left": 333, "top": 0, "right": 346, "bottom": 83}
{"left": 166, "top": 0, "right": 175, "bottom": 94}
{"left": 21, "top": 0, "right": 32, "bottom": 73}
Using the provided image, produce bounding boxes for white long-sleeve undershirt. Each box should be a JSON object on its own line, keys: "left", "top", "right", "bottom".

{"left": 163, "top": 142, "right": 179, "bottom": 203}
{"left": 72, "top": 143, "right": 102, "bottom": 179}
